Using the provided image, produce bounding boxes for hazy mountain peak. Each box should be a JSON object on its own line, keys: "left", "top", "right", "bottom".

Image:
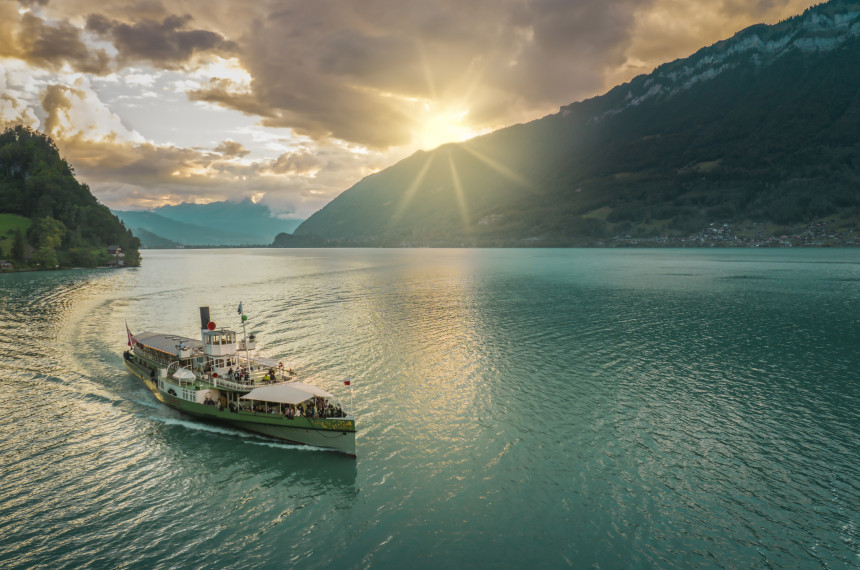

{"left": 115, "top": 198, "right": 302, "bottom": 246}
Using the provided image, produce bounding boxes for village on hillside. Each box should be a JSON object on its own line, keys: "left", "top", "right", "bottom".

{"left": 607, "top": 220, "right": 858, "bottom": 248}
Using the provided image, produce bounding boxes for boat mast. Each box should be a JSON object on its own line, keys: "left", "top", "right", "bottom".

{"left": 239, "top": 302, "right": 251, "bottom": 371}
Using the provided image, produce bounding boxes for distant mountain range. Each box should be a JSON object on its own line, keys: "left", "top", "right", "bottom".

{"left": 293, "top": 0, "right": 860, "bottom": 246}
{"left": 114, "top": 199, "right": 302, "bottom": 247}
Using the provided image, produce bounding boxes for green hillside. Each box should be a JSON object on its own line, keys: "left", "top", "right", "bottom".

{"left": 295, "top": 0, "right": 860, "bottom": 247}
{"left": 0, "top": 214, "right": 32, "bottom": 260}
{"left": 0, "top": 126, "right": 140, "bottom": 268}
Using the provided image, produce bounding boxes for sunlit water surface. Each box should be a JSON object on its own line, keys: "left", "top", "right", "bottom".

{"left": 0, "top": 248, "right": 857, "bottom": 569}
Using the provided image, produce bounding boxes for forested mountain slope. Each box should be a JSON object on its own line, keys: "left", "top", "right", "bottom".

{"left": 295, "top": 0, "right": 860, "bottom": 246}
{"left": 0, "top": 126, "right": 140, "bottom": 267}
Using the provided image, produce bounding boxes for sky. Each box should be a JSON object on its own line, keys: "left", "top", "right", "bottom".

{"left": 0, "top": 0, "right": 820, "bottom": 220}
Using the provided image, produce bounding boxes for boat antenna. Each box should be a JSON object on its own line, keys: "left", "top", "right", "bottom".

{"left": 238, "top": 302, "right": 251, "bottom": 372}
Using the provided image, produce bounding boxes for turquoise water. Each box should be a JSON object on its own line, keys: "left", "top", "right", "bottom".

{"left": 0, "top": 248, "right": 857, "bottom": 569}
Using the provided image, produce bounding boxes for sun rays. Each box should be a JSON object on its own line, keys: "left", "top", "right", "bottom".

{"left": 386, "top": 41, "right": 537, "bottom": 236}
{"left": 390, "top": 141, "right": 534, "bottom": 237}
{"left": 391, "top": 151, "right": 435, "bottom": 223}
{"left": 447, "top": 149, "right": 470, "bottom": 231}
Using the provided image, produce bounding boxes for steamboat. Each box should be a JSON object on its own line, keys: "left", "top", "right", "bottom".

{"left": 123, "top": 306, "right": 356, "bottom": 456}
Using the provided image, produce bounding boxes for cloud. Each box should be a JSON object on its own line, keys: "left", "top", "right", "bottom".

{"left": 86, "top": 13, "right": 238, "bottom": 68}
{"left": 50, "top": 125, "right": 401, "bottom": 217}
{"left": 0, "top": 66, "right": 40, "bottom": 130}
{"left": 11, "top": 0, "right": 821, "bottom": 153}
{"left": 0, "top": 8, "right": 111, "bottom": 74}
{"left": 213, "top": 139, "right": 249, "bottom": 157}
{"left": 186, "top": 77, "right": 275, "bottom": 118}
{"left": 264, "top": 149, "right": 320, "bottom": 175}
{"left": 176, "top": 0, "right": 656, "bottom": 149}
{"left": 40, "top": 76, "right": 145, "bottom": 143}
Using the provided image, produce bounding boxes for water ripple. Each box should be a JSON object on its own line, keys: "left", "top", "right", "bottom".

{"left": 0, "top": 250, "right": 858, "bottom": 569}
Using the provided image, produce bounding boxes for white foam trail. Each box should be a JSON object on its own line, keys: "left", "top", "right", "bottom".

{"left": 148, "top": 416, "right": 328, "bottom": 452}
{"left": 149, "top": 416, "right": 251, "bottom": 438}
{"left": 245, "top": 440, "right": 328, "bottom": 452}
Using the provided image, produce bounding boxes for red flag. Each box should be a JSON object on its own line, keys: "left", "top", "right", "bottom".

{"left": 343, "top": 380, "right": 351, "bottom": 386}
{"left": 126, "top": 322, "right": 136, "bottom": 347}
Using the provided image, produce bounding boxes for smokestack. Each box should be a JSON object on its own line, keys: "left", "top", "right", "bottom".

{"left": 199, "top": 306, "right": 210, "bottom": 329}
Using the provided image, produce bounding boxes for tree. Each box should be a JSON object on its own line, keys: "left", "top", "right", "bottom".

{"left": 11, "top": 228, "right": 25, "bottom": 262}
{"left": 27, "top": 217, "right": 66, "bottom": 249}
{"left": 29, "top": 245, "right": 58, "bottom": 269}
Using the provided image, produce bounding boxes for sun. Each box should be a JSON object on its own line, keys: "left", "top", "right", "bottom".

{"left": 415, "top": 103, "right": 485, "bottom": 150}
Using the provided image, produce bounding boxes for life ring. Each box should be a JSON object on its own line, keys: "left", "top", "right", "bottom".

{"left": 167, "top": 389, "right": 177, "bottom": 396}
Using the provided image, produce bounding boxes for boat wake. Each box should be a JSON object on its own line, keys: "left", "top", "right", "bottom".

{"left": 148, "top": 416, "right": 330, "bottom": 453}
{"left": 244, "top": 439, "right": 330, "bottom": 453}
{"left": 149, "top": 415, "right": 254, "bottom": 438}
{"left": 130, "top": 397, "right": 161, "bottom": 410}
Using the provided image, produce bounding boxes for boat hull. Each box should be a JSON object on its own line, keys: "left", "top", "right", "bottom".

{"left": 124, "top": 357, "right": 356, "bottom": 456}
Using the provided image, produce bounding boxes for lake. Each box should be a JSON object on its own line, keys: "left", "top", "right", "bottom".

{"left": 0, "top": 248, "right": 857, "bottom": 568}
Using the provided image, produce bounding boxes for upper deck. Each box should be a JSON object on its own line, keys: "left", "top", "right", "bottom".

{"left": 134, "top": 331, "right": 202, "bottom": 359}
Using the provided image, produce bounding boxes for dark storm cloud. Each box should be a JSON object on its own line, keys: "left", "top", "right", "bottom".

{"left": 86, "top": 13, "right": 237, "bottom": 67}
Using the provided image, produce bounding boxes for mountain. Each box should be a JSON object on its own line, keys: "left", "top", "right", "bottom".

{"left": 295, "top": 0, "right": 860, "bottom": 246}
{"left": 129, "top": 227, "right": 181, "bottom": 249}
{"left": 115, "top": 199, "right": 302, "bottom": 247}
{"left": 0, "top": 126, "right": 140, "bottom": 267}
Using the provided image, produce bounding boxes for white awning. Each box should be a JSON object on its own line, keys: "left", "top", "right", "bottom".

{"left": 287, "top": 381, "right": 335, "bottom": 400}
{"left": 239, "top": 383, "right": 315, "bottom": 405}
{"left": 173, "top": 368, "right": 195, "bottom": 380}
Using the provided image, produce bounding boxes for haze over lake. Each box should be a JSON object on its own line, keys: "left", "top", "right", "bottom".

{"left": 0, "top": 248, "right": 857, "bottom": 568}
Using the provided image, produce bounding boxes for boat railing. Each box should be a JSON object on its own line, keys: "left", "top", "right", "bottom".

{"left": 209, "top": 370, "right": 295, "bottom": 391}
{"left": 211, "top": 376, "right": 254, "bottom": 390}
